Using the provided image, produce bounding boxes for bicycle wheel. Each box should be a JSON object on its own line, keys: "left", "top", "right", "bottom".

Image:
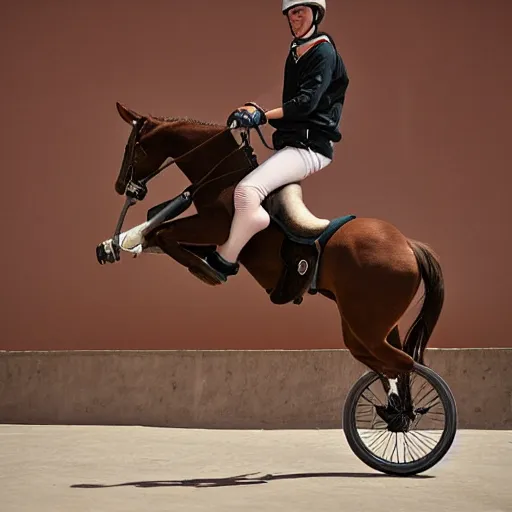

{"left": 342, "top": 362, "right": 457, "bottom": 476}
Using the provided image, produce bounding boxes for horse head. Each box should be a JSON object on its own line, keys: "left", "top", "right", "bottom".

{"left": 113, "top": 102, "right": 244, "bottom": 201}
{"left": 114, "top": 102, "right": 178, "bottom": 197}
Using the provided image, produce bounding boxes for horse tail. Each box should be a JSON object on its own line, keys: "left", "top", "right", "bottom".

{"left": 403, "top": 239, "right": 445, "bottom": 365}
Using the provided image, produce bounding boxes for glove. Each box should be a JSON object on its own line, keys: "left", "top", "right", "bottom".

{"left": 227, "top": 102, "right": 267, "bottom": 128}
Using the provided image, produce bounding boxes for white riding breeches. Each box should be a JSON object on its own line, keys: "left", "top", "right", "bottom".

{"left": 217, "top": 145, "right": 332, "bottom": 264}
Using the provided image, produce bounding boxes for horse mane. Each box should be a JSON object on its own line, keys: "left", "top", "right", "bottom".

{"left": 150, "top": 114, "right": 222, "bottom": 129}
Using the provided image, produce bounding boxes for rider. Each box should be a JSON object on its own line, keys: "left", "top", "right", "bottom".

{"left": 202, "top": 0, "right": 349, "bottom": 282}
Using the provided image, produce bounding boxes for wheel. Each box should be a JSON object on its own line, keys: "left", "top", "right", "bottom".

{"left": 342, "top": 362, "right": 457, "bottom": 476}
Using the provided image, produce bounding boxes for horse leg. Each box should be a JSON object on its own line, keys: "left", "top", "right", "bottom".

{"left": 144, "top": 207, "right": 232, "bottom": 285}
{"left": 341, "top": 316, "right": 386, "bottom": 375}
{"left": 341, "top": 316, "right": 406, "bottom": 415}
{"left": 342, "top": 298, "right": 416, "bottom": 379}
{"left": 341, "top": 316, "right": 403, "bottom": 376}
{"left": 331, "top": 268, "right": 418, "bottom": 378}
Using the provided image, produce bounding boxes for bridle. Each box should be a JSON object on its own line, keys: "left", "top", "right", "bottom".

{"left": 106, "top": 117, "right": 273, "bottom": 262}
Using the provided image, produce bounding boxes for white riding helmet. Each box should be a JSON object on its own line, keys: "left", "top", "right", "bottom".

{"left": 282, "top": 0, "right": 326, "bottom": 23}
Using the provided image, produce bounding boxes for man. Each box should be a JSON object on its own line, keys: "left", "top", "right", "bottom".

{"left": 202, "top": 0, "right": 350, "bottom": 282}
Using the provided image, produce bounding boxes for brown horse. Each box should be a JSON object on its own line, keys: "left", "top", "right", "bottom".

{"left": 97, "top": 102, "right": 444, "bottom": 380}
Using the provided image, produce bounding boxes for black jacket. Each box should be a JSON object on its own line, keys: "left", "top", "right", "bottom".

{"left": 269, "top": 33, "right": 349, "bottom": 159}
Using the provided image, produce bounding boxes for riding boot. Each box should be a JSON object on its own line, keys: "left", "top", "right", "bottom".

{"left": 199, "top": 250, "right": 239, "bottom": 283}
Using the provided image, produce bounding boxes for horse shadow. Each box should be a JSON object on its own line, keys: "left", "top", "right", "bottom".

{"left": 71, "top": 470, "right": 433, "bottom": 489}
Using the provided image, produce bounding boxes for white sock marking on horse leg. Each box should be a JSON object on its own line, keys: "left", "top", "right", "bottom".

{"left": 118, "top": 221, "right": 150, "bottom": 251}
{"left": 101, "top": 220, "right": 168, "bottom": 257}
{"left": 388, "top": 378, "right": 398, "bottom": 396}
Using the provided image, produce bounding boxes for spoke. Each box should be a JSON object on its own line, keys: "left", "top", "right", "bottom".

{"left": 421, "top": 396, "right": 442, "bottom": 410}
{"left": 412, "top": 378, "right": 429, "bottom": 403}
{"left": 403, "top": 434, "right": 418, "bottom": 462}
{"left": 423, "top": 409, "right": 445, "bottom": 416}
{"left": 409, "top": 430, "right": 440, "bottom": 451}
{"left": 372, "top": 431, "right": 393, "bottom": 454}
{"left": 364, "top": 386, "right": 386, "bottom": 407}
{"left": 403, "top": 432, "right": 424, "bottom": 460}
{"left": 359, "top": 392, "right": 379, "bottom": 407}
{"left": 360, "top": 429, "right": 388, "bottom": 443}
{"left": 360, "top": 417, "right": 388, "bottom": 430}
{"left": 415, "top": 386, "right": 437, "bottom": 408}
{"left": 381, "top": 430, "right": 394, "bottom": 457}
{"left": 355, "top": 405, "right": 388, "bottom": 429}
{"left": 363, "top": 429, "right": 389, "bottom": 450}
{"left": 372, "top": 419, "right": 388, "bottom": 429}
{"left": 405, "top": 433, "right": 432, "bottom": 458}
{"left": 412, "top": 408, "right": 445, "bottom": 430}
{"left": 390, "top": 433, "right": 399, "bottom": 463}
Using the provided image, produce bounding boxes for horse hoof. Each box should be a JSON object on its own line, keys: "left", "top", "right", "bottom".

{"left": 96, "top": 242, "right": 116, "bottom": 265}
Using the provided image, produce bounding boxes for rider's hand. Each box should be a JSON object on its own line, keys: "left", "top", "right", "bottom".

{"left": 227, "top": 103, "right": 267, "bottom": 128}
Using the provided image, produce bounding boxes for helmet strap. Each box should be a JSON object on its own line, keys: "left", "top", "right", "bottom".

{"left": 289, "top": 22, "right": 316, "bottom": 43}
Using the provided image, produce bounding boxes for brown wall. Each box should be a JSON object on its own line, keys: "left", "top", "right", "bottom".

{"left": 1, "top": 1, "right": 511, "bottom": 351}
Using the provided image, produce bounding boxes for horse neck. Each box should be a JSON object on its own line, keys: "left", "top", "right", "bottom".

{"left": 164, "top": 123, "right": 233, "bottom": 185}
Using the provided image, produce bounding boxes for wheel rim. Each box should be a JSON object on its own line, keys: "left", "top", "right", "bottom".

{"left": 349, "top": 367, "right": 453, "bottom": 467}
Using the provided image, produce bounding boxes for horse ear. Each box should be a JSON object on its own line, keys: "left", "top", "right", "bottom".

{"left": 116, "top": 102, "right": 143, "bottom": 125}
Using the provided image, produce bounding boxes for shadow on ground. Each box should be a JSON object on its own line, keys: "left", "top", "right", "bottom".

{"left": 71, "top": 471, "right": 433, "bottom": 489}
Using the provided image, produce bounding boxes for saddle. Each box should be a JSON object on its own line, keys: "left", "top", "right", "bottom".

{"left": 262, "top": 183, "right": 355, "bottom": 305}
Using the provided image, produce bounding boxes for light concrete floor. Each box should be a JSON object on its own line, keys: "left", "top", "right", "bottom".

{"left": 0, "top": 425, "right": 510, "bottom": 512}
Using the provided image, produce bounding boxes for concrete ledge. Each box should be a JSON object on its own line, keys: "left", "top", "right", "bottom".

{"left": 0, "top": 349, "right": 510, "bottom": 429}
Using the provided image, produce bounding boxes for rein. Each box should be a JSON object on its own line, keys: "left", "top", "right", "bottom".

{"left": 109, "top": 118, "right": 273, "bottom": 261}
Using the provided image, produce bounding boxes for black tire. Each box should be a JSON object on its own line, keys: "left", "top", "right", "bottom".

{"left": 342, "top": 362, "right": 457, "bottom": 476}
